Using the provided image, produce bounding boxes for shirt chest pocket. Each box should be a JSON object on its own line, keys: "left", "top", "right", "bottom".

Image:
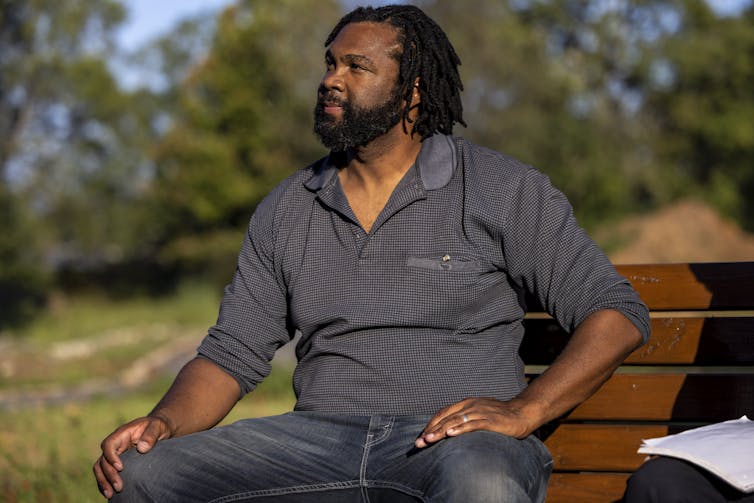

{"left": 405, "top": 253, "right": 497, "bottom": 297}
{"left": 402, "top": 253, "right": 502, "bottom": 328}
{"left": 406, "top": 254, "right": 492, "bottom": 273}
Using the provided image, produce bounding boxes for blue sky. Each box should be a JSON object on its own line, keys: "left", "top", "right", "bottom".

{"left": 114, "top": 0, "right": 388, "bottom": 88}
{"left": 116, "top": 0, "right": 235, "bottom": 51}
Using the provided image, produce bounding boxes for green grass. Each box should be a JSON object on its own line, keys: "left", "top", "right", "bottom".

{"left": 0, "top": 283, "right": 297, "bottom": 502}
{"left": 1, "top": 282, "right": 222, "bottom": 391}
{"left": 0, "top": 372, "right": 296, "bottom": 503}
{"left": 8, "top": 281, "right": 222, "bottom": 345}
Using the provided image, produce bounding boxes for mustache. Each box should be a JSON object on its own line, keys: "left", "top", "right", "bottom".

{"left": 317, "top": 90, "right": 346, "bottom": 107}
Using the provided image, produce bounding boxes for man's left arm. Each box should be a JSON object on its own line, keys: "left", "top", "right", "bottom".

{"left": 417, "top": 166, "right": 647, "bottom": 447}
{"left": 415, "top": 308, "right": 642, "bottom": 447}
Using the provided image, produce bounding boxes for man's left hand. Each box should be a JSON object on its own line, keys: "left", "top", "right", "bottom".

{"left": 415, "top": 397, "right": 535, "bottom": 448}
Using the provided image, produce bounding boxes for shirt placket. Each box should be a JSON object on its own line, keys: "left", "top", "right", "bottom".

{"left": 356, "top": 179, "right": 426, "bottom": 259}
{"left": 352, "top": 224, "right": 368, "bottom": 254}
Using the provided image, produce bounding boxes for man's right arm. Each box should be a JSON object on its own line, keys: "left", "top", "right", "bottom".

{"left": 93, "top": 357, "right": 240, "bottom": 499}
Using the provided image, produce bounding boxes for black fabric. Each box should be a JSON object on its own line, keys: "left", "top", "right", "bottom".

{"left": 624, "top": 457, "right": 754, "bottom": 503}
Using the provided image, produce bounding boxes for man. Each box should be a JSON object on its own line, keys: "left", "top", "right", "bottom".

{"left": 94, "top": 5, "right": 649, "bottom": 502}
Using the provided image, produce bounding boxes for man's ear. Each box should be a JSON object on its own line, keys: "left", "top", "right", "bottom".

{"left": 402, "top": 77, "right": 421, "bottom": 133}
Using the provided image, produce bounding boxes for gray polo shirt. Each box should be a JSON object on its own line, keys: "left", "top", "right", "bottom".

{"left": 198, "top": 134, "right": 650, "bottom": 415}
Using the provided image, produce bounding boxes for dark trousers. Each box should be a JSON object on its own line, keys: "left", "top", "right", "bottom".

{"left": 623, "top": 456, "right": 754, "bottom": 503}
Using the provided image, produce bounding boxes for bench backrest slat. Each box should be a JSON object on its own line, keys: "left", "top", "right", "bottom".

{"left": 522, "top": 317, "right": 754, "bottom": 364}
{"left": 567, "top": 374, "right": 754, "bottom": 421}
{"left": 616, "top": 262, "right": 754, "bottom": 310}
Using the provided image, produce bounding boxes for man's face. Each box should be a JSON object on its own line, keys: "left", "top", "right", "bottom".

{"left": 314, "top": 22, "right": 405, "bottom": 151}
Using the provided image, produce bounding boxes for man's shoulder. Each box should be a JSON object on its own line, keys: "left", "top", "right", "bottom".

{"left": 258, "top": 157, "right": 327, "bottom": 207}
{"left": 452, "top": 136, "right": 543, "bottom": 188}
{"left": 278, "top": 156, "right": 329, "bottom": 193}
{"left": 250, "top": 156, "right": 328, "bottom": 233}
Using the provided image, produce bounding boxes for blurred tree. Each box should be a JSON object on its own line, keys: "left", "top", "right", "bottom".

{"left": 417, "top": 0, "right": 689, "bottom": 229}
{"left": 148, "top": 0, "right": 341, "bottom": 284}
{"left": 0, "top": 184, "right": 48, "bottom": 326}
{"left": 0, "top": 0, "right": 146, "bottom": 322}
{"left": 2, "top": 0, "right": 751, "bottom": 319}
{"left": 1, "top": 0, "right": 123, "bottom": 167}
{"left": 636, "top": 0, "right": 754, "bottom": 230}
{"left": 0, "top": 0, "right": 163, "bottom": 294}
{"left": 145, "top": 0, "right": 754, "bottom": 256}
{"left": 127, "top": 13, "right": 221, "bottom": 106}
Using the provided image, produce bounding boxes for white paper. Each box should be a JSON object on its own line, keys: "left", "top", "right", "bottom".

{"left": 638, "top": 416, "right": 754, "bottom": 493}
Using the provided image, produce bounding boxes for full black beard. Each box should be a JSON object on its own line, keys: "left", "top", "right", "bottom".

{"left": 314, "top": 91, "right": 404, "bottom": 152}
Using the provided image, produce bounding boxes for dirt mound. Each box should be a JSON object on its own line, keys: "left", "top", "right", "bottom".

{"left": 597, "top": 200, "right": 754, "bottom": 264}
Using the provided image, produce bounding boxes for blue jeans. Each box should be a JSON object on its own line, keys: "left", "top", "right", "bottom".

{"left": 112, "top": 412, "right": 552, "bottom": 502}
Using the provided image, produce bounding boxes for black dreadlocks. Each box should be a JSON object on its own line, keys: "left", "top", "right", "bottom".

{"left": 325, "top": 5, "right": 466, "bottom": 139}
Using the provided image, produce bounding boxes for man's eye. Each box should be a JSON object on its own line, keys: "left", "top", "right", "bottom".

{"left": 350, "top": 63, "right": 365, "bottom": 71}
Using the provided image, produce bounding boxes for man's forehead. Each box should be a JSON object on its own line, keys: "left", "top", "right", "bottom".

{"left": 327, "top": 21, "right": 402, "bottom": 58}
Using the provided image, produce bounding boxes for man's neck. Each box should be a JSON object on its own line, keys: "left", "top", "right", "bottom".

{"left": 336, "top": 124, "right": 424, "bottom": 233}
{"left": 339, "top": 126, "right": 423, "bottom": 191}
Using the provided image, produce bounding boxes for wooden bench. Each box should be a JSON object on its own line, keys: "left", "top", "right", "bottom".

{"left": 520, "top": 261, "right": 754, "bottom": 502}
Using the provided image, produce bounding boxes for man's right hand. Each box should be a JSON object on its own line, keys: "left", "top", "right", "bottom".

{"left": 93, "top": 415, "right": 172, "bottom": 499}
{"left": 91, "top": 358, "right": 241, "bottom": 499}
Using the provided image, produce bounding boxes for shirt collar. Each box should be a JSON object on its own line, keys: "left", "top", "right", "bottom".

{"left": 304, "top": 134, "right": 457, "bottom": 192}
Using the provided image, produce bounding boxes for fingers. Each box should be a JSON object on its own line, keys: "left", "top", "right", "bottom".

{"left": 94, "top": 454, "right": 120, "bottom": 499}
{"left": 135, "top": 418, "right": 169, "bottom": 453}
{"left": 421, "top": 399, "right": 469, "bottom": 433}
{"left": 95, "top": 426, "right": 135, "bottom": 498}
{"left": 101, "top": 420, "right": 145, "bottom": 469}
{"left": 415, "top": 397, "right": 533, "bottom": 448}
{"left": 415, "top": 414, "right": 472, "bottom": 448}
{"left": 94, "top": 416, "right": 169, "bottom": 498}
{"left": 415, "top": 399, "right": 479, "bottom": 448}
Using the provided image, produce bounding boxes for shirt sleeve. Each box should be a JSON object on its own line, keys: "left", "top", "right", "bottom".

{"left": 197, "top": 182, "right": 294, "bottom": 396}
{"left": 501, "top": 167, "right": 650, "bottom": 343}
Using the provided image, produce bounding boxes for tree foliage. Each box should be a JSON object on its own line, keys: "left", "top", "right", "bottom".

{"left": 636, "top": 0, "right": 754, "bottom": 229}
{"left": 416, "top": 0, "right": 684, "bottom": 228}
{"left": 0, "top": 184, "right": 48, "bottom": 326}
{"left": 147, "top": 0, "right": 341, "bottom": 282}
{"left": 0, "top": 0, "right": 164, "bottom": 275}
{"left": 2, "top": 0, "right": 753, "bottom": 328}
{"left": 1, "top": 0, "right": 139, "bottom": 324}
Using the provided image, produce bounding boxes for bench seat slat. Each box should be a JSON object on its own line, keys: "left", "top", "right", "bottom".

{"left": 544, "top": 424, "right": 666, "bottom": 471}
{"left": 545, "top": 473, "right": 630, "bottom": 503}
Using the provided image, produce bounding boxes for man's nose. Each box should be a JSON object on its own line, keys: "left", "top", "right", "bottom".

{"left": 321, "top": 68, "right": 344, "bottom": 92}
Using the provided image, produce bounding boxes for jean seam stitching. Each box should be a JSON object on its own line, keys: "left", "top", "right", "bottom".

{"left": 360, "top": 418, "right": 375, "bottom": 503}
{"left": 365, "top": 479, "right": 426, "bottom": 500}
{"left": 366, "top": 416, "right": 394, "bottom": 447}
{"left": 207, "top": 481, "right": 361, "bottom": 502}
